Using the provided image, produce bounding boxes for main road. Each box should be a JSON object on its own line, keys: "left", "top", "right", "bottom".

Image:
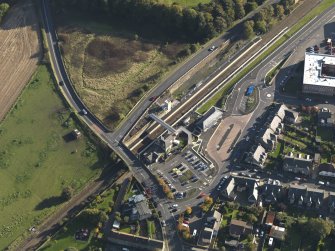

{"left": 37, "top": 0, "right": 335, "bottom": 250}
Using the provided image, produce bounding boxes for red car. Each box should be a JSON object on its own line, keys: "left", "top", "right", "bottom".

{"left": 183, "top": 220, "right": 190, "bottom": 225}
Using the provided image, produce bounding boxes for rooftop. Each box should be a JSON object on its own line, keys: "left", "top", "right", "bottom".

{"left": 304, "top": 52, "right": 335, "bottom": 87}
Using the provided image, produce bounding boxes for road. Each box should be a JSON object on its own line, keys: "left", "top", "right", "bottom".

{"left": 32, "top": 0, "right": 335, "bottom": 250}
{"left": 111, "top": 0, "right": 280, "bottom": 142}
{"left": 125, "top": 0, "right": 322, "bottom": 153}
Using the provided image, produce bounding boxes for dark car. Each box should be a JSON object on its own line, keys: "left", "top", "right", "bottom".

{"left": 59, "top": 80, "right": 64, "bottom": 86}
{"left": 149, "top": 96, "right": 158, "bottom": 102}
{"left": 171, "top": 208, "right": 177, "bottom": 213}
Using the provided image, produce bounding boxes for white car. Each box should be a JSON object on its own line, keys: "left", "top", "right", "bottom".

{"left": 208, "top": 45, "right": 216, "bottom": 51}
{"left": 172, "top": 204, "right": 178, "bottom": 208}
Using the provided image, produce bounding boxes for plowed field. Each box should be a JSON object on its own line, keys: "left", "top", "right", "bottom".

{"left": 0, "top": 0, "right": 41, "bottom": 121}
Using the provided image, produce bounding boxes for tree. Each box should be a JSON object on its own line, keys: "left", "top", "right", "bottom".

{"left": 124, "top": 216, "right": 129, "bottom": 223}
{"left": 234, "top": 0, "right": 245, "bottom": 19}
{"left": 244, "top": 2, "right": 258, "bottom": 14}
{"left": 242, "top": 20, "right": 254, "bottom": 40}
{"left": 274, "top": 4, "right": 285, "bottom": 19}
{"left": 185, "top": 206, "right": 192, "bottom": 215}
{"left": 254, "top": 20, "right": 267, "bottom": 34}
{"left": 61, "top": 186, "right": 74, "bottom": 201}
{"left": 115, "top": 211, "right": 121, "bottom": 222}
{"left": 204, "top": 196, "right": 213, "bottom": 205}
{"left": 304, "top": 218, "right": 334, "bottom": 242}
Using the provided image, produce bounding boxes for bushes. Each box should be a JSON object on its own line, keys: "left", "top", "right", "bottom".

{"left": 0, "top": 3, "right": 9, "bottom": 24}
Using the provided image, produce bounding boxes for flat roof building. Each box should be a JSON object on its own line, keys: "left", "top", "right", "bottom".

{"left": 197, "top": 107, "right": 223, "bottom": 132}
{"left": 303, "top": 52, "right": 335, "bottom": 96}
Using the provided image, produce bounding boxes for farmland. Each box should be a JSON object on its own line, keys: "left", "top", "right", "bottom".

{"left": 0, "top": 0, "right": 41, "bottom": 121}
{"left": 0, "top": 65, "right": 108, "bottom": 249}
{"left": 55, "top": 12, "right": 188, "bottom": 129}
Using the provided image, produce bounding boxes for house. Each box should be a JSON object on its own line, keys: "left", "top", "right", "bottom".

{"left": 247, "top": 144, "right": 268, "bottom": 168}
{"left": 284, "top": 109, "right": 299, "bottom": 124}
{"left": 200, "top": 227, "right": 214, "bottom": 246}
{"left": 305, "top": 188, "right": 325, "bottom": 208}
{"left": 200, "top": 210, "right": 222, "bottom": 247}
{"left": 273, "top": 104, "right": 287, "bottom": 121}
{"left": 258, "top": 127, "right": 278, "bottom": 151}
{"left": 288, "top": 184, "right": 307, "bottom": 205}
{"left": 229, "top": 219, "right": 253, "bottom": 239}
{"left": 262, "top": 181, "right": 284, "bottom": 204}
{"left": 283, "top": 153, "right": 313, "bottom": 175}
{"left": 221, "top": 176, "right": 259, "bottom": 204}
{"left": 318, "top": 107, "right": 334, "bottom": 127}
{"left": 265, "top": 211, "right": 275, "bottom": 226}
{"left": 234, "top": 176, "right": 259, "bottom": 204}
{"left": 268, "top": 115, "right": 284, "bottom": 134}
{"left": 221, "top": 177, "right": 237, "bottom": 200}
{"left": 197, "top": 107, "right": 223, "bottom": 132}
{"left": 269, "top": 225, "right": 286, "bottom": 241}
{"left": 328, "top": 192, "right": 335, "bottom": 213}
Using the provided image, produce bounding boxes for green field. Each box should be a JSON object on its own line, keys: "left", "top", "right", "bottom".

{"left": 159, "top": 0, "right": 211, "bottom": 7}
{"left": 0, "top": 65, "right": 107, "bottom": 249}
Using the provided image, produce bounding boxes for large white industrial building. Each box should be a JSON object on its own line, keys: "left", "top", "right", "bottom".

{"left": 303, "top": 52, "right": 335, "bottom": 96}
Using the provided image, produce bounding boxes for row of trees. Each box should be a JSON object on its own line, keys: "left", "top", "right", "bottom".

{"left": 0, "top": 2, "right": 9, "bottom": 23}
{"left": 243, "top": 0, "right": 297, "bottom": 39}
{"left": 52, "top": 0, "right": 266, "bottom": 42}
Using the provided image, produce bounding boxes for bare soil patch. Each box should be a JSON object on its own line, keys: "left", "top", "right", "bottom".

{"left": 0, "top": 0, "right": 41, "bottom": 121}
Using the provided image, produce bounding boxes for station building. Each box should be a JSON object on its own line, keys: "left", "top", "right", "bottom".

{"left": 303, "top": 52, "right": 335, "bottom": 96}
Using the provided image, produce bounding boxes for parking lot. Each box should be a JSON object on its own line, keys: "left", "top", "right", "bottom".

{"left": 151, "top": 148, "right": 213, "bottom": 200}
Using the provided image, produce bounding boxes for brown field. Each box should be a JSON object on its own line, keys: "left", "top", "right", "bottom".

{"left": 0, "top": 0, "right": 41, "bottom": 121}
{"left": 56, "top": 13, "right": 187, "bottom": 129}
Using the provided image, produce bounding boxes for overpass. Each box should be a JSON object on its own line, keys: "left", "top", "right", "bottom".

{"left": 149, "top": 113, "right": 176, "bottom": 133}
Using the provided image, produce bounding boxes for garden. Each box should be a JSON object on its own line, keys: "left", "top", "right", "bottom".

{"left": 38, "top": 185, "right": 120, "bottom": 250}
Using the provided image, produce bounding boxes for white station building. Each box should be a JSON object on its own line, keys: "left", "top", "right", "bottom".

{"left": 303, "top": 52, "right": 335, "bottom": 96}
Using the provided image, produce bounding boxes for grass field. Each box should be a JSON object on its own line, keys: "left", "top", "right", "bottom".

{"left": 159, "top": 0, "right": 211, "bottom": 7}
{"left": 0, "top": 65, "right": 107, "bottom": 249}
{"left": 55, "top": 12, "right": 188, "bottom": 129}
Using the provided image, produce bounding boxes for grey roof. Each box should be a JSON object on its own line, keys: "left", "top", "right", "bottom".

{"left": 305, "top": 187, "right": 325, "bottom": 206}
{"left": 197, "top": 107, "right": 223, "bottom": 131}
{"left": 283, "top": 154, "right": 313, "bottom": 173}
{"left": 269, "top": 225, "right": 286, "bottom": 240}
{"left": 135, "top": 201, "right": 152, "bottom": 220}
{"left": 288, "top": 184, "right": 307, "bottom": 200}
{"left": 262, "top": 183, "right": 283, "bottom": 203}
{"left": 229, "top": 219, "right": 253, "bottom": 237}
